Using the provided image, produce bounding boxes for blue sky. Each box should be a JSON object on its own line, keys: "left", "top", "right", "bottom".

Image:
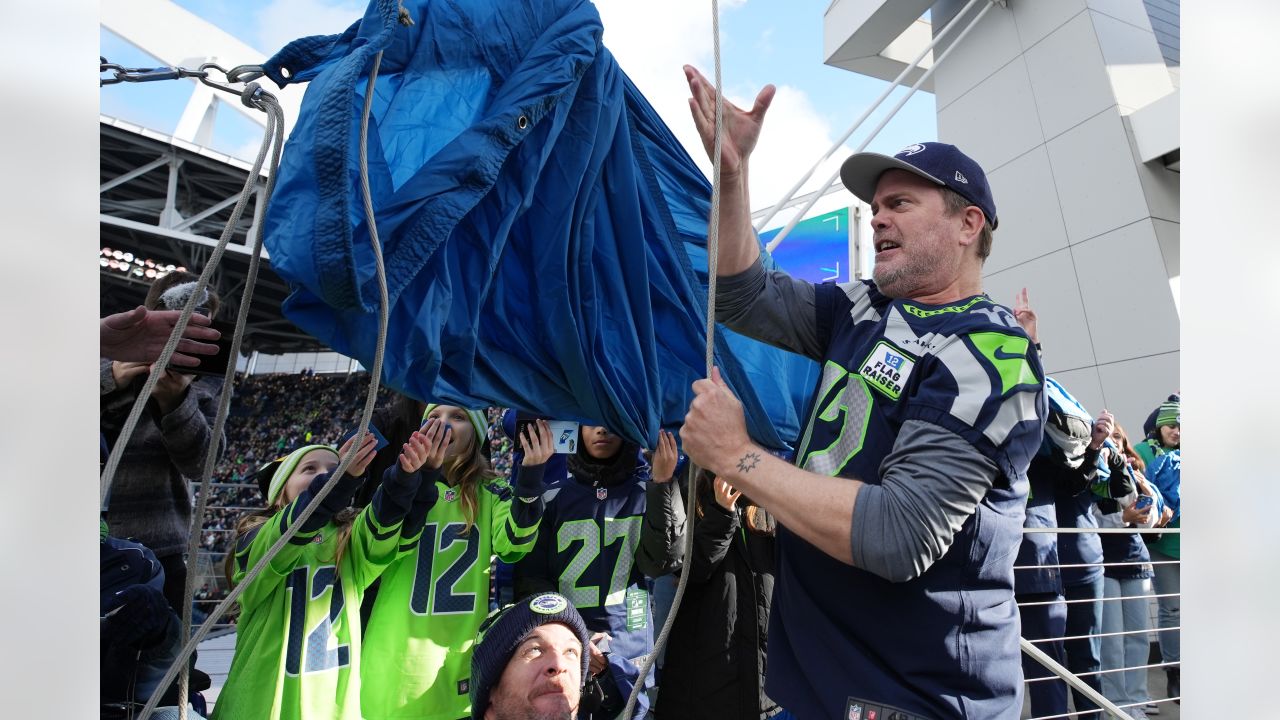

{"left": 100, "top": 0, "right": 937, "bottom": 218}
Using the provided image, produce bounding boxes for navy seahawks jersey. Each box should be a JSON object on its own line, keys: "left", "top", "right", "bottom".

{"left": 513, "top": 460, "right": 655, "bottom": 718}
{"left": 770, "top": 281, "right": 1045, "bottom": 720}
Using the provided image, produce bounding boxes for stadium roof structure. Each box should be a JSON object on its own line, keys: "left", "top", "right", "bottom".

{"left": 100, "top": 115, "right": 325, "bottom": 355}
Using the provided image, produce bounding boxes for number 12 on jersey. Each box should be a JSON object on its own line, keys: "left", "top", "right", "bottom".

{"left": 410, "top": 522, "right": 481, "bottom": 615}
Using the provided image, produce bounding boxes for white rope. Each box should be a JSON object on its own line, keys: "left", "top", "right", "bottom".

{"left": 621, "top": 1, "right": 724, "bottom": 717}
{"left": 175, "top": 85, "right": 286, "bottom": 720}
{"left": 1023, "top": 527, "right": 1180, "bottom": 534}
{"left": 752, "top": 0, "right": 985, "bottom": 233}
{"left": 1013, "top": 559, "right": 1181, "bottom": 569}
{"left": 99, "top": 87, "right": 281, "bottom": 509}
{"left": 137, "top": 48, "right": 394, "bottom": 719}
{"left": 134, "top": 86, "right": 285, "bottom": 720}
{"left": 1024, "top": 660, "right": 1180, "bottom": 684}
{"left": 1028, "top": 696, "right": 1180, "bottom": 720}
{"left": 1027, "top": 625, "right": 1182, "bottom": 646}
{"left": 1019, "top": 638, "right": 1134, "bottom": 719}
{"left": 1016, "top": 591, "right": 1180, "bottom": 608}
{"left": 764, "top": 0, "right": 998, "bottom": 253}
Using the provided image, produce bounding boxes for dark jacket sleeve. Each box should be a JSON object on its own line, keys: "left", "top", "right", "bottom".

{"left": 1038, "top": 446, "right": 1101, "bottom": 497}
{"left": 684, "top": 502, "right": 738, "bottom": 584}
{"left": 513, "top": 498, "right": 558, "bottom": 599}
{"left": 508, "top": 462, "right": 547, "bottom": 529}
{"left": 635, "top": 480, "right": 686, "bottom": 578}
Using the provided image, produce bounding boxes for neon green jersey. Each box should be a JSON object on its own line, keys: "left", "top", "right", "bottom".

{"left": 211, "top": 500, "right": 402, "bottom": 720}
{"left": 360, "top": 477, "right": 540, "bottom": 720}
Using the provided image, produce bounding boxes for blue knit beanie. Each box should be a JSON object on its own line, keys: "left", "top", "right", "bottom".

{"left": 470, "top": 593, "right": 591, "bottom": 718}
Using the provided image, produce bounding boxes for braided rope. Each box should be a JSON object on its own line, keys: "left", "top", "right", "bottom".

{"left": 174, "top": 85, "right": 284, "bottom": 720}
{"left": 621, "top": 1, "right": 724, "bottom": 717}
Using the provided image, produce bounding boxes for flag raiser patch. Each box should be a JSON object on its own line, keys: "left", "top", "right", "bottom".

{"left": 859, "top": 341, "right": 915, "bottom": 400}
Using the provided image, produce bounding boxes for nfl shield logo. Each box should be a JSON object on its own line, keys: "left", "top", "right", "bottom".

{"left": 596, "top": 487, "right": 608, "bottom": 500}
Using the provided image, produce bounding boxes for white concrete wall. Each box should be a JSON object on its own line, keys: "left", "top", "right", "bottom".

{"left": 927, "top": 0, "right": 1180, "bottom": 431}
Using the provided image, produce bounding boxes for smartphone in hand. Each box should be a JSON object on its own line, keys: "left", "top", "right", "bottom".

{"left": 338, "top": 424, "right": 391, "bottom": 453}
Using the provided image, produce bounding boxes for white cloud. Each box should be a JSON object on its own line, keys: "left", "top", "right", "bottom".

{"left": 756, "top": 26, "right": 775, "bottom": 56}
{"left": 594, "top": 0, "right": 853, "bottom": 221}
{"left": 251, "top": 0, "right": 366, "bottom": 57}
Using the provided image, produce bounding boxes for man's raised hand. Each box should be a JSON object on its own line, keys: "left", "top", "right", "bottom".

{"left": 683, "top": 65, "right": 775, "bottom": 179}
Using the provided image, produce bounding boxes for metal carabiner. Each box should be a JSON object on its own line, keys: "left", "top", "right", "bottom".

{"left": 196, "top": 62, "right": 245, "bottom": 98}
{"left": 226, "top": 64, "right": 266, "bottom": 84}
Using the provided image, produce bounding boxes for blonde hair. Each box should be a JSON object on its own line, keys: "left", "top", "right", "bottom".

{"left": 440, "top": 433, "right": 495, "bottom": 536}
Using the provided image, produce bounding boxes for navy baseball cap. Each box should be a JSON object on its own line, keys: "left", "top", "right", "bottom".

{"left": 839, "top": 142, "right": 998, "bottom": 230}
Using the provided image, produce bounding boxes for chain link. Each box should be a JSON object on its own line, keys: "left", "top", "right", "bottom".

{"left": 100, "top": 56, "right": 266, "bottom": 98}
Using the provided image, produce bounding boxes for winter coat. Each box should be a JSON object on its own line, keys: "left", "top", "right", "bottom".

{"left": 657, "top": 482, "right": 780, "bottom": 720}
{"left": 100, "top": 359, "right": 223, "bottom": 558}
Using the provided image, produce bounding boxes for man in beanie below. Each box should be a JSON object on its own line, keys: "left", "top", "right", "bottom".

{"left": 471, "top": 592, "right": 592, "bottom": 720}
{"left": 679, "top": 66, "right": 1045, "bottom": 719}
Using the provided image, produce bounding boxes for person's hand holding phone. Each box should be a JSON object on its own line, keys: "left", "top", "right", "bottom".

{"left": 588, "top": 632, "right": 612, "bottom": 676}
{"left": 520, "top": 419, "right": 554, "bottom": 466}
{"left": 338, "top": 432, "right": 380, "bottom": 478}
{"left": 111, "top": 360, "right": 150, "bottom": 388}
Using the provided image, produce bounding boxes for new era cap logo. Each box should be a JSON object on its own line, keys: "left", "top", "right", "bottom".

{"left": 898, "top": 143, "right": 926, "bottom": 156}
{"left": 954, "top": 170, "right": 968, "bottom": 184}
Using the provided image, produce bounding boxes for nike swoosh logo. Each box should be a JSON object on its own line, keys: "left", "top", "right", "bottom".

{"left": 993, "top": 347, "right": 1025, "bottom": 361}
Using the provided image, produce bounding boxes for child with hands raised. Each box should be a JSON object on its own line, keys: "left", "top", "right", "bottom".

{"left": 360, "top": 407, "right": 552, "bottom": 720}
{"left": 214, "top": 425, "right": 448, "bottom": 720}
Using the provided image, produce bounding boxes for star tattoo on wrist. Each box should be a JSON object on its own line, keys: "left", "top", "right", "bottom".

{"left": 736, "top": 451, "right": 761, "bottom": 474}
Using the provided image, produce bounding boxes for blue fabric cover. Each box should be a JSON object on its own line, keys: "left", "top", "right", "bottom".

{"left": 260, "top": 0, "right": 817, "bottom": 448}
